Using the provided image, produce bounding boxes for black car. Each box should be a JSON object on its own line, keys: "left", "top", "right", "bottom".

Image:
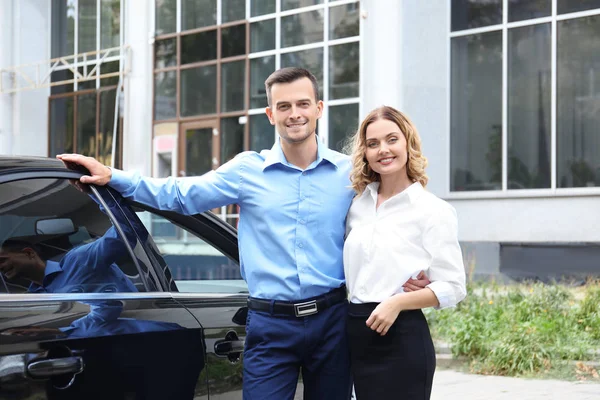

{"left": 0, "top": 156, "right": 251, "bottom": 399}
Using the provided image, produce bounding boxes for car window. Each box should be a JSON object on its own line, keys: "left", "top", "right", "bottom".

{"left": 0, "top": 178, "right": 145, "bottom": 294}
{"left": 135, "top": 211, "right": 247, "bottom": 294}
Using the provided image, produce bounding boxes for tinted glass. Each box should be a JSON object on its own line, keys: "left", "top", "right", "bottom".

{"left": 222, "top": 0, "right": 246, "bottom": 23}
{"left": 329, "top": 42, "right": 359, "bottom": 99}
{"left": 154, "top": 70, "right": 177, "bottom": 120}
{"left": 507, "top": 24, "right": 551, "bottom": 189}
{"left": 281, "top": 10, "right": 324, "bottom": 48}
{"left": 222, "top": 61, "right": 246, "bottom": 112}
{"left": 250, "top": 19, "right": 275, "bottom": 53}
{"left": 451, "top": 31, "right": 503, "bottom": 191}
{"left": 249, "top": 114, "right": 274, "bottom": 152}
{"left": 328, "top": 103, "right": 359, "bottom": 152}
{"left": 222, "top": 24, "right": 246, "bottom": 58}
{"left": 558, "top": 0, "right": 600, "bottom": 14}
{"left": 557, "top": 15, "right": 600, "bottom": 188}
{"left": 155, "top": 0, "right": 176, "bottom": 35}
{"left": 77, "top": 93, "right": 97, "bottom": 156}
{"left": 155, "top": 38, "right": 177, "bottom": 69}
{"left": 452, "top": 0, "right": 502, "bottom": 31}
{"left": 0, "top": 179, "right": 141, "bottom": 294}
{"left": 49, "top": 96, "right": 75, "bottom": 156}
{"left": 250, "top": 55, "right": 275, "bottom": 108}
{"left": 182, "top": 0, "right": 217, "bottom": 30}
{"left": 181, "top": 65, "right": 217, "bottom": 116}
{"left": 508, "top": 0, "right": 551, "bottom": 22}
{"left": 251, "top": 0, "right": 275, "bottom": 17}
{"left": 329, "top": 3, "right": 360, "bottom": 40}
{"left": 181, "top": 30, "right": 217, "bottom": 64}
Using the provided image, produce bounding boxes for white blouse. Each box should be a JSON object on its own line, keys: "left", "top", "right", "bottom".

{"left": 343, "top": 182, "right": 466, "bottom": 308}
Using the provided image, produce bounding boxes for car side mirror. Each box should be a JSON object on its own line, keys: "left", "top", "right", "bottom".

{"left": 232, "top": 306, "right": 248, "bottom": 326}
{"left": 35, "top": 218, "right": 76, "bottom": 235}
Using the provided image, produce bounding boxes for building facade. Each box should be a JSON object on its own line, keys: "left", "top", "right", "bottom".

{"left": 1, "top": 0, "right": 599, "bottom": 279}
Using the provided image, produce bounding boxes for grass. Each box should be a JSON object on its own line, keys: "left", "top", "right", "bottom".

{"left": 425, "top": 280, "right": 600, "bottom": 381}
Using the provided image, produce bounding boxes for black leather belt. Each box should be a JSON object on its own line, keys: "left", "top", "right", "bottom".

{"left": 247, "top": 286, "right": 347, "bottom": 317}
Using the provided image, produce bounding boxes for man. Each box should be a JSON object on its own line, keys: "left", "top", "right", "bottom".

{"left": 58, "top": 67, "right": 429, "bottom": 400}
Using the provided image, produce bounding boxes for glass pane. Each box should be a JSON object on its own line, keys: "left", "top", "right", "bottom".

{"left": 182, "top": 0, "right": 217, "bottom": 30}
{"left": 558, "top": 0, "right": 600, "bottom": 14}
{"left": 100, "top": 0, "right": 120, "bottom": 49}
{"left": 452, "top": 0, "right": 502, "bottom": 31}
{"left": 249, "top": 114, "right": 274, "bottom": 151}
{"left": 50, "top": 69, "right": 74, "bottom": 95}
{"left": 222, "top": 61, "right": 246, "bottom": 112}
{"left": 51, "top": 0, "right": 75, "bottom": 58}
{"left": 222, "top": 0, "right": 246, "bottom": 23}
{"left": 282, "top": 0, "right": 323, "bottom": 11}
{"left": 181, "top": 65, "right": 217, "bottom": 116}
{"left": 181, "top": 30, "right": 217, "bottom": 64}
{"left": 221, "top": 117, "right": 245, "bottom": 164}
{"left": 154, "top": 71, "right": 177, "bottom": 120}
{"left": 77, "top": 93, "right": 97, "bottom": 156}
{"left": 250, "top": 55, "right": 275, "bottom": 108}
{"left": 508, "top": 24, "right": 551, "bottom": 189}
{"left": 251, "top": 0, "right": 275, "bottom": 16}
{"left": 186, "top": 128, "right": 213, "bottom": 176}
{"left": 222, "top": 24, "right": 246, "bottom": 58}
{"left": 329, "top": 42, "right": 359, "bottom": 100}
{"left": 155, "top": 38, "right": 177, "bottom": 69}
{"left": 328, "top": 103, "right": 358, "bottom": 153}
{"left": 329, "top": 3, "right": 360, "bottom": 40}
{"left": 100, "top": 60, "right": 120, "bottom": 87}
{"left": 77, "top": 66, "right": 96, "bottom": 90}
{"left": 49, "top": 96, "right": 74, "bottom": 155}
{"left": 98, "top": 89, "right": 117, "bottom": 166}
{"left": 281, "top": 48, "right": 324, "bottom": 93}
{"left": 156, "top": 0, "right": 176, "bottom": 35}
{"left": 451, "top": 32, "right": 502, "bottom": 191}
{"left": 250, "top": 19, "right": 275, "bottom": 53}
{"left": 557, "top": 15, "right": 600, "bottom": 188}
{"left": 78, "top": 0, "right": 97, "bottom": 54}
{"left": 281, "top": 10, "right": 324, "bottom": 48}
{"left": 508, "top": 0, "right": 551, "bottom": 22}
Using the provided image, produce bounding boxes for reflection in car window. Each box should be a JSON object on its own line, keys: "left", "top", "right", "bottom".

{"left": 0, "top": 178, "right": 143, "bottom": 294}
{"left": 135, "top": 211, "right": 247, "bottom": 294}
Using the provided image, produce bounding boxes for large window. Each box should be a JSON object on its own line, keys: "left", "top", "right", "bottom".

{"left": 450, "top": 1, "right": 600, "bottom": 192}
{"left": 49, "top": 0, "right": 123, "bottom": 166}
{"left": 153, "top": 0, "right": 361, "bottom": 162}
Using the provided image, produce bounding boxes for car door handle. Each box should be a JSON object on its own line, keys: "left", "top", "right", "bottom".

{"left": 27, "top": 356, "right": 84, "bottom": 378}
{"left": 214, "top": 339, "right": 245, "bottom": 355}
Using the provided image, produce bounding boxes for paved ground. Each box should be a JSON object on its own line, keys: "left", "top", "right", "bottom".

{"left": 431, "top": 370, "right": 600, "bottom": 400}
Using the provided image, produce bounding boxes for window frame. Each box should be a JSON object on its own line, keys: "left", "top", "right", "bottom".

{"left": 447, "top": 0, "right": 600, "bottom": 199}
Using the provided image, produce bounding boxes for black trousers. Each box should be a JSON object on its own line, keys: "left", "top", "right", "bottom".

{"left": 347, "top": 303, "right": 436, "bottom": 400}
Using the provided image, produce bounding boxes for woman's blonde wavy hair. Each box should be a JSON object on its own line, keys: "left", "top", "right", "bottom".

{"left": 346, "top": 106, "right": 429, "bottom": 194}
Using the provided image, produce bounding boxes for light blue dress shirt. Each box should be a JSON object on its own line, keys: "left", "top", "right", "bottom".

{"left": 110, "top": 138, "right": 355, "bottom": 300}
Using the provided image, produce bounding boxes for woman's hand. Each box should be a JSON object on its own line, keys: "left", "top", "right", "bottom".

{"left": 366, "top": 296, "right": 403, "bottom": 336}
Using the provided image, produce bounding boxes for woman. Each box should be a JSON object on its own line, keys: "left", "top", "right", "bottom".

{"left": 344, "top": 106, "right": 467, "bottom": 399}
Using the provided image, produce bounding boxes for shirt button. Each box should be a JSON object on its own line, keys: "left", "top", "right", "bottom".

{"left": 302, "top": 171, "right": 307, "bottom": 176}
{"left": 298, "top": 243, "right": 303, "bottom": 248}
{"left": 299, "top": 219, "right": 306, "bottom": 224}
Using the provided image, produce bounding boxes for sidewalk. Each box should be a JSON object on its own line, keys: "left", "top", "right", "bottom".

{"left": 432, "top": 369, "right": 600, "bottom": 400}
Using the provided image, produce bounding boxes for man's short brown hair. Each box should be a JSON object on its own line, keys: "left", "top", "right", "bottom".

{"left": 264, "top": 67, "right": 320, "bottom": 107}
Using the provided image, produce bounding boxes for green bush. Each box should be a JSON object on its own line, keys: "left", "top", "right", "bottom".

{"left": 426, "top": 282, "right": 600, "bottom": 377}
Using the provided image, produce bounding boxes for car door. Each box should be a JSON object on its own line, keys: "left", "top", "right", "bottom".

{"left": 122, "top": 204, "right": 249, "bottom": 399}
{"left": 0, "top": 175, "right": 207, "bottom": 399}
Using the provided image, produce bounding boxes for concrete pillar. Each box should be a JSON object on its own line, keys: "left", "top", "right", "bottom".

{"left": 122, "top": 0, "right": 153, "bottom": 174}
{"left": 360, "top": 0, "right": 403, "bottom": 114}
{"left": 0, "top": 0, "right": 14, "bottom": 155}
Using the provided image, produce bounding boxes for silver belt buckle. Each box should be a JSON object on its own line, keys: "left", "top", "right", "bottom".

{"left": 294, "top": 300, "right": 318, "bottom": 317}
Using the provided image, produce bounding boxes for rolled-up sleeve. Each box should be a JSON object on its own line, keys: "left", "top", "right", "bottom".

{"left": 422, "top": 204, "right": 467, "bottom": 309}
{"left": 109, "top": 153, "right": 246, "bottom": 215}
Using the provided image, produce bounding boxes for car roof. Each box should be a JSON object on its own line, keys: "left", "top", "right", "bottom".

{"left": 0, "top": 155, "right": 76, "bottom": 174}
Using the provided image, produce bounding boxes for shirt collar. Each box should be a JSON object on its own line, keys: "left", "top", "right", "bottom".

{"left": 28, "top": 260, "right": 63, "bottom": 292}
{"left": 262, "top": 136, "right": 340, "bottom": 171}
{"left": 365, "top": 181, "right": 424, "bottom": 204}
